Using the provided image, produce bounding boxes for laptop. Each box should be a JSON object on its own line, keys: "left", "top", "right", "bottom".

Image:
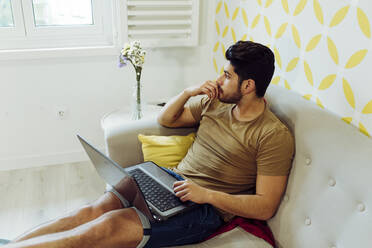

{"left": 77, "top": 135, "right": 195, "bottom": 222}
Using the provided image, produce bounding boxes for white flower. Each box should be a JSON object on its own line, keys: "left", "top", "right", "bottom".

{"left": 120, "top": 40, "right": 146, "bottom": 69}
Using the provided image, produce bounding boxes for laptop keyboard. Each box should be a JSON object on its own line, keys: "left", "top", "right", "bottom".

{"left": 128, "top": 169, "right": 183, "bottom": 212}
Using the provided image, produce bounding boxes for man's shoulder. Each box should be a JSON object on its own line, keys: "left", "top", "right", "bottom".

{"left": 259, "top": 108, "right": 292, "bottom": 137}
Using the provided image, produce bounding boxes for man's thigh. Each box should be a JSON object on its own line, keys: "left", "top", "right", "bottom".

{"left": 144, "top": 204, "right": 223, "bottom": 248}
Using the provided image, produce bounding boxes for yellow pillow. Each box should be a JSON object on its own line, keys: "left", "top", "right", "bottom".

{"left": 138, "top": 133, "right": 196, "bottom": 168}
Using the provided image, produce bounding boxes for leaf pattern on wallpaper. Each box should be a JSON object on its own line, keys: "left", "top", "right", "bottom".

{"left": 304, "top": 61, "right": 314, "bottom": 86}
{"left": 313, "top": 0, "right": 324, "bottom": 25}
{"left": 275, "top": 23, "right": 288, "bottom": 39}
{"left": 241, "top": 8, "right": 249, "bottom": 27}
{"left": 215, "top": 20, "right": 220, "bottom": 35}
{"left": 221, "top": 43, "right": 226, "bottom": 58}
{"left": 274, "top": 47, "right": 282, "bottom": 69}
{"left": 318, "top": 74, "right": 337, "bottom": 90}
{"left": 265, "top": 0, "right": 274, "bottom": 8}
{"left": 342, "top": 78, "right": 356, "bottom": 110}
{"left": 224, "top": 2, "right": 230, "bottom": 18}
{"left": 292, "top": 25, "right": 301, "bottom": 48}
{"left": 294, "top": 0, "right": 308, "bottom": 16}
{"left": 264, "top": 16, "right": 272, "bottom": 36}
{"left": 362, "top": 100, "right": 372, "bottom": 114}
{"left": 222, "top": 25, "right": 229, "bottom": 38}
{"left": 212, "top": 0, "right": 372, "bottom": 138}
{"left": 232, "top": 7, "right": 240, "bottom": 21}
{"left": 286, "top": 57, "right": 299, "bottom": 72}
{"left": 284, "top": 80, "right": 291, "bottom": 90}
{"left": 271, "top": 76, "right": 281, "bottom": 85}
{"left": 327, "top": 37, "right": 339, "bottom": 65}
{"left": 251, "top": 14, "right": 261, "bottom": 29}
{"left": 231, "top": 28, "right": 237, "bottom": 43}
{"left": 213, "top": 41, "right": 220, "bottom": 53}
{"left": 357, "top": 7, "right": 371, "bottom": 38}
{"left": 303, "top": 94, "right": 312, "bottom": 100}
{"left": 316, "top": 97, "right": 324, "bottom": 109}
{"left": 342, "top": 117, "right": 353, "bottom": 124}
{"left": 359, "top": 123, "right": 370, "bottom": 137}
{"left": 329, "top": 5, "right": 350, "bottom": 27}
{"left": 281, "top": 0, "right": 289, "bottom": 14}
{"left": 216, "top": 1, "right": 222, "bottom": 14}
{"left": 306, "top": 34, "right": 322, "bottom": 52}
{"left": 345, "top": 49, "right": 368, "bottom": 69}
{"left": 213, "top": 58, "right": 218, "bottom": 74}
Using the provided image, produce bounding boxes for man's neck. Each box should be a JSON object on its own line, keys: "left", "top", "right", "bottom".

{"left": 233, "top": 95, "right": 266, "bottom": 122}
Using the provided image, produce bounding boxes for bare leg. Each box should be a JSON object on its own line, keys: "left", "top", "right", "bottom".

{"left": 12, "top": 192, "right": 123, "bottom": 243}
{"left": 3, "top": 208, "right": 143, "bottom": 248}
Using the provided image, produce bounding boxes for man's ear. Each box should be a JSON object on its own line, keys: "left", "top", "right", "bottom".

{"left": 241, "top": 79, "right": 256, "bottom": 95}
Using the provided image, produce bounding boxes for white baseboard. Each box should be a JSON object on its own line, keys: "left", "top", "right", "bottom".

{"left": 0, "top": 147, "right": 105, "bottom": 171}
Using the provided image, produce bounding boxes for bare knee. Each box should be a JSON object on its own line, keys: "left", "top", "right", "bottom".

{"left": 76, "top": 205, "right": 96, "bottom": 220}
{"left": 83, "top": 208, "right": 143, "bottom": 248}
{"left": 91, "top": 192, "right": 124, "bottom": 214}
{"left": 60, "top": 193, "right": 122, "bottom": 224}
{"left": 59, "top": 205, "right": 96, "bottom": 226}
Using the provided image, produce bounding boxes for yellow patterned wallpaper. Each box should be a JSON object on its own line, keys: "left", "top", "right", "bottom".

{"left": 213, "top": 0, "right": 372, "bottom": 137}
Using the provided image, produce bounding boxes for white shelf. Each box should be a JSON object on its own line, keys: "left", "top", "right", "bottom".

{"left": 100, "top": 105, "right": 163, "bottom": 130}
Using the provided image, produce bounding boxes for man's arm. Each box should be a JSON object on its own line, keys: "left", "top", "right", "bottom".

{"left": 173, "top": 175, "right": 288, "bottom": 221}
{"left": 157, "top": 80, "right": 219, "bottom": 128}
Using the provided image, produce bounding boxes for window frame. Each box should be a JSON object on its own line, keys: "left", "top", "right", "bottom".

{"left": 0, "top": 0, "right": 25, "bottom": 38}
{"left": 0, "top": 0, "right": 121, "bottom": 58}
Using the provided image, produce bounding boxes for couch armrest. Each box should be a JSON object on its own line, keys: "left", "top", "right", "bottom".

{"left": 104, "top": 117, "right": 197, "bottom": 168}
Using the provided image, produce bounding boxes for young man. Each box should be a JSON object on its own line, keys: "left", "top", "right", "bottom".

{"left": 3, "top": 41, "right": 294, "bottom": 248}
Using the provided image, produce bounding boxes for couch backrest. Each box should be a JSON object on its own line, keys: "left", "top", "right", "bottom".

{"left": 265, "top": 85, "right": 372, "bottom": 248}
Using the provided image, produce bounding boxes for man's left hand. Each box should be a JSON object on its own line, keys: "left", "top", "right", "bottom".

{"left": 173, "top": 180, "right": 210, "bottom": 204}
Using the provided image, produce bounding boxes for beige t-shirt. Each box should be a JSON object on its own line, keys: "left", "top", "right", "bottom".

{"left": 173, "top": 97, "right": 295, "bottom": 221}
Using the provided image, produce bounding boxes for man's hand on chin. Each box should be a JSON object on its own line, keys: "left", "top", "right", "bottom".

{"left": 173, "top": 180, "right": 211, "bottom": 204}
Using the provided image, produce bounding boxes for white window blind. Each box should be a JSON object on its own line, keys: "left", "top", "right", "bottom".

{"left": 124, "top": 0, "right": 199, "bottom": 47}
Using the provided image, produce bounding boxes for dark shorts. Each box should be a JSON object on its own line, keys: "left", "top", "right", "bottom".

{"left": 144, "top": 168, "right": 223, "bottom": 247}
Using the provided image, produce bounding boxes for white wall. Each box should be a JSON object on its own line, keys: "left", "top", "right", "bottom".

{"left": 0, "top": 1, "right": 215, "bottom": 171}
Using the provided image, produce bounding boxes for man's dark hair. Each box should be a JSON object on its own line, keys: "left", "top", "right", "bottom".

{"left": 225, "top": 40, "right": 275, "bottom": 98}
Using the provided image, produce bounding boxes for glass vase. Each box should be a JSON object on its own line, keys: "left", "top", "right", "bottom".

{"left": 130, "top": 80, "right": 143, "bottom": 120}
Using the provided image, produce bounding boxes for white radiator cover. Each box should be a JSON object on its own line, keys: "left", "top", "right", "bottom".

{"left": 123, "top": 0, "right": 199, "bottom": 47}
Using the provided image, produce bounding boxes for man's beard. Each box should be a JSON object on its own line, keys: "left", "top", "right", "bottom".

{"left": 218, "top": 88, "right": 242, "bottom": 104}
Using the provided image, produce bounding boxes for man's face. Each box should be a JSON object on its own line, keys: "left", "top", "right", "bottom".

{"left": 216, "top": 62, "right": 242, "bottom": 104}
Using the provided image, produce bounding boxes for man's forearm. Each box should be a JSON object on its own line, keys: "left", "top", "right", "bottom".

{"left": 206, "top": 190, "right": 275, "bottom": 221}
{"left": 157, "top": 90, "right": 191, "bottom": 126}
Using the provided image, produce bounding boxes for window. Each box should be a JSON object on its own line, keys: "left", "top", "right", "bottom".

{"left": 0, "top": 0, "right": 14, "bottom": 27}
{"left": 0, "top": 0, "right": 117, "bottom": 51}
{"left": 32, "top": 0, "right": 93, "bottom": 26}
{"left": 0, "top": 0, "right": 199, "bottom": 56}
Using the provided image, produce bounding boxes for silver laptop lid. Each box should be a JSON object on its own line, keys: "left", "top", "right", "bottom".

{"left": 77, "top": 135, "right": 129, "bottom": 186}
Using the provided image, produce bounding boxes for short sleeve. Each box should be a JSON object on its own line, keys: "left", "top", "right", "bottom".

{"left": 256, "top": 128, "right": 295, "bottom": 176}
{"left": 187, "top": 96, "right": 210, "bottom": 123}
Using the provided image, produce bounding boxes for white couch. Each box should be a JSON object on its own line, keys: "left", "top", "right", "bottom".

{"left": 103, "top": 85, "right": 372, "bottom": 247}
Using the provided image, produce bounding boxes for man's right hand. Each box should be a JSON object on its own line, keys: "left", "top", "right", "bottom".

{"left": 184, "top": 80, "right": 219, "bottom": 100}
